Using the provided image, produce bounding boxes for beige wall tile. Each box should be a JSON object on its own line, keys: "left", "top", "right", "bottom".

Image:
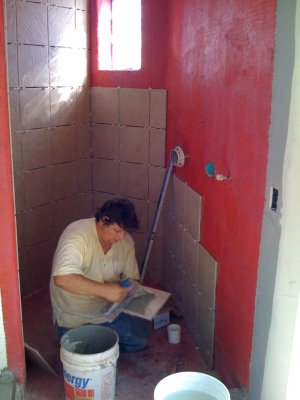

{"left": 184, "top": 184, "right": 202, "bottom": 241}
{"left": 128, "top": 197, "right": 148, "bottom": 234}
{"left": 53, "top": 162, "right": 78, "bottom": 200}
{"left": 77, "top": 159, "right": 92, "bottom": 193}
{"left": 50, "top": 87, "right": 77, "bottom": 126}
{"left": 93, "top": 158, "right": 119, "bottom": 193}
{"left": 24, "top": 167, "right": 53, "bottom": 209}
{"left": 17, "top": 2, "right": 48, "bottom": 45}
{"left": 77, "top": 124, "right": 91, "bottom": 159}
{"left": 93, "top": 191, "right": 115, "bottom": 214}
{"left": 8, "top": 90, "right": 20, "bottom": 132}
{"left": 183, "top": 230, "right": 199, "bottom": 285}
{"left": 149, "top": 166, "right": 165, "bottom": 202}
{"left": 50, "top": 0, "right": 75, "bottom": 7}
{"left": 11, "top": 133, "right": 22, "bottom": 173}
{"left": 49, "top": 47, "right": 77, "bottom": 87}
{"left": 16, "top": 212, "right": 27, "bottom": 250}
{"left": 48, "top": 6, "right": 76, "bottom": 48}
{"left": 150, "top": 89, "right": 167, "bottom": 129}
{"left": 25, "top": 204, "right": 54, "bottom": 246}
{"left": 27, "top": 238, "right": 56, "bottom": 288}
{"left": 119, "top": 88, "right": 149, "bottom": 127}
{"left": 7, "top": 43, "right": 18, "bottom": 87}
{"left": 93, "top": 124, "right": 119, "bottom": 160}
{"left": 52, "top": 126, "right": 78, "bottom": 164}
{"left": 74, "top": 49, "right": 89, "bottom": 87}
{"left": 22, "top": 129, "right": 52, "bottom": 170}
{"left": 130, "top": 232, "right": 146, "bottom": 270}
{"left": 91, "top": 87, "right": 119, "bottom": 124}
{"left": 76, "top": 0, "right": 89, "bottom": 10}
{"left": 13, "top": 173, "right": 25, "bottom": 211}
{"left": 120, "top": 162, "right": 148, "bottom": 200}
{"left": 172, "top": 260, "right": 184, "bottom": 309}
{"left": 20, "top": 88, "right": 51, "bottom": 130}
{"left": 166, "top": 173, "right": 186, "bottom": 225}
{"left": 76, "top": 87, "right": 90, "bottom": 123}
{"left": 76, "top": 10, "right": 89, "bottom": 49}
{"left": 197, "top": 244, "right": 218, "bottom": 309}
{"left": 149, "top": 129, "right": 166, "bottom": 167}
{"left": 147, "top": 237, "right": 164, "bottom": 280}
{"left": 6, "top": 0, "right": 17, "bottom": 44}
{"left": 182, "top": 274, "right": 197, "bottom": 325}
{"left": 148, "top": 201, "right": 164, "bottom": 238}
{"left": 18, "top": 45, "right": 49, "bottom": 87}
{"left": 120, "top": 126, "right": 149, "bottom": 164}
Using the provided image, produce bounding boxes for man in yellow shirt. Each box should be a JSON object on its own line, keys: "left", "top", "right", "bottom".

{"left": 50, "top": 197, "right": 148, "bottom": 352}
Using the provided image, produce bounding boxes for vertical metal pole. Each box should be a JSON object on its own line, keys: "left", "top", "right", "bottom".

{"left": 140, "top": 158, "right": 174, "bottom": 283}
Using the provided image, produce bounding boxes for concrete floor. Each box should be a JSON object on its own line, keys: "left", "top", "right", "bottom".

{"left": 22, "top": 287, "right": 216, "bottom": 399}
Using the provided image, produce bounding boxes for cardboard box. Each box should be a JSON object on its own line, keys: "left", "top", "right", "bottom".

{"left": 153, "top": 309, "right": 170, "bottom": 329}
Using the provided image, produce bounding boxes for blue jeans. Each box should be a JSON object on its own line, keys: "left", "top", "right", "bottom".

{"left": 57, "top": 312, "right": 149, "bottom": 353}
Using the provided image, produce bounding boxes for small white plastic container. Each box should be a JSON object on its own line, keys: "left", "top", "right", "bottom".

{"left": 167, "top": 324, "right": 181, "bottom": 344}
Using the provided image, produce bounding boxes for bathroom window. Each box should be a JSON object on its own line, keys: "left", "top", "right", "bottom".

{"left": 98, "top": 0, "right": 141, "bottom": 71}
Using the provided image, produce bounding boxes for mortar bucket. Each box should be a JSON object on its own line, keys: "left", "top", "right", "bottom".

{"left": 60, "top": 325, "right": 119, "bottom": 400}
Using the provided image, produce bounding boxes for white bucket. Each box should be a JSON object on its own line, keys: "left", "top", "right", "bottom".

{"left": 154, "top": 371, "right": 230, "bottom": 400}
{"left": 60, "top": 325, "right": 119, "bottom": 400}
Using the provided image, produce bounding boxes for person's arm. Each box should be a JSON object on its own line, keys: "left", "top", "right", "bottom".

{"left": 53, "top": 274, "right": 129, "bottom": 303}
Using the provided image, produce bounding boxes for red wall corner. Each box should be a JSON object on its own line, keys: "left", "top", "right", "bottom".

{"left": 0, "top": 0, "right": 26, "bottom": 384}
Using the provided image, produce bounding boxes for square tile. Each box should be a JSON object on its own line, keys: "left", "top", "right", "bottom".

{"left": 91, "top": 87, "right": 119, "bottom": 124}
{"left": 76, "top": 87, "right": 90, "bottom": 123}
{"left": 7, "top": 44, "right": 18, "bottom": 87}
{"left": 148, "top": 201, "right": 164, "bottom": 238}
{"left": 18, "top": 45, "right": 49, "bottom": 87}
{"left": 48, "top": 6, "right": 76, "bottom": 48}
{"left": 25, "top": 205, "right": 54, "bottom": 246}
{"left": 8, "top": 89, "right": 20, "bottom": 132}
{"left": 20, "top": 88, "right": 51, "bottom": 129}
{"left": 120, "top": 126, "right": 149, "bottom": 164}
{"left": 166, "top": 173, "right": 186, "bottom": 225}
{"left": 183, "top": 230, "right": 199, "bottom": 285}
{"left": 147, "top": 237, "right": 164, "bottom": 280}
{"left": 149, "top": 166, "right": 165, "bottom": 202}
{"left": 76, "top": 0, "right": 89, "bottom": 10}
{"left": 11, "top": 133, "right": 22, "bottom": 172}
{"left": 24, "top": 167, "right": 53, "bottom": 209}
{"left": 182, "top": 274, "right": 197, "bottom": 324}
{"left": 119, "top": 88, "right": 149, "bottom": 127}
{"left": 17, "top": 2, "right": 48, "bottom": 45}
{"left": 6, "top": 0, "right": 17, "bottom": 43}
{"left": 52, "top": 126, "right": 78, "bottom": 164}
{"left": 92, "top": 124, "right": 119, "bottom": 160}
{"left": 76, "top": 10, "right": 89, "bottom": 49}
{"left": 92, "top": 191, "right": 115, "bottom": 214}
{"left": 120, "top": 162, "right": 148, "bottom": 200}
{"left": 150, "top": 89, "right": 167, "bottom": 129}
{"left": 172, "top": 261, "right": 184, "bottom": 310}
{"left": 49, "top": 0, "right": 75, "bottom": 7}
{"left": 74, "top": 49, "right": 89, "bottom": 86}
{"left": 128, "top": 197, "right": 148, "bottom": 234}
{"left": 27, "top": 239, "right": 56, "bottom": 287}
{"left": 49, "top": 47, "right": 77, "bottom": 87}
{"left": 77, "top": 159, "right": 92, "bottom": 193}
{"left": 22, "top": 129, "right": 52, "bottom": 170}
{"left": 130, "top": 232, "right": 146, "bottom": 270}
{"left": 16, "top": 212, "right": 27, "bottom": 250}
{"left": 53, "top": 162, "right": 78, "bottom": 200}
{"left": 50, "top": 87, "right": 77, "bottom": 126}
{"left": 184, "top": 184, "right": 202, "bottom": 241}
{"left": 77, "top": 124, "right": 91, "bottom": 159}
{"left": 93, "top": 158, "right": 119, "bottom": 194}
{"left": 149, "top": 129, "right": 166, "bottom": 167}
{"left": 197, "top": 244, "right": 218, "bottom": 309}
{"left": 13, "top": 172, "right": 25, "bottom": 211}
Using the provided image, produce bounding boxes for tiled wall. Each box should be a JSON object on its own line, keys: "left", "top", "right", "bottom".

{"left": 5, "top": 0, "right": 91, "bottom": 296}
{"left": 164, "top": 173, "right": 218, "bottom": 368}
{"left": 91, "top": 87, "right": 167, "bottom": 281}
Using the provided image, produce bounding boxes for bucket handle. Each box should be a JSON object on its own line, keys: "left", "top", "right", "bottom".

{"left": 110, "top": 361, "right": 117, "bottom": 368}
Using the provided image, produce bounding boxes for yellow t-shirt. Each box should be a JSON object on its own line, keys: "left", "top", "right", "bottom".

{"left": 50, "top": 218, "right": 139, "bottom": 328}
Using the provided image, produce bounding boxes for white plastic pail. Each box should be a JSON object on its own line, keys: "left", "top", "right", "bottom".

{"left": 60, "top": 325, "right": 119, "bottom": 400}
{"left": 154, "top": 371, "right": 230, "bottom": 400}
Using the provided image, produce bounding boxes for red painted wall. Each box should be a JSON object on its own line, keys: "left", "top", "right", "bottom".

{"left": 0, "top": 0, "right": 26, "bottom": 383}
{"left": 91, "top": 0, "right": 276, "bottom": 387}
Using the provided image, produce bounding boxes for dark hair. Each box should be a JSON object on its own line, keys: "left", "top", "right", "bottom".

{"left": 95, "top": 198, "right": 140, "bottom": 231}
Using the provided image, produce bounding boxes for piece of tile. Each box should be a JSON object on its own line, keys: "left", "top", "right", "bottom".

{"left": 6, "top": 0, "right": 17, "bottom": 43}
{"left": 17, "top": 2, "right": 48, "bottom": 45}
{"left": 13, "top": 173, "right": 25, "bottom": 211}
{"left": 24, "top": 167, "right": 53, "bottom": 209}
{"left": 52, "top": 126, "right": 78, "bottom": 164}
{"left": 93, "top": 158, "right": 119, "bottom": 194}
{"left": 182, "top": 274, "right": 197, "bottom": 326}
{"left": 77, "top": 124, "right": 91, "bottom": 159}
{"left": 77, "top": 159, "right": 92, "bottom": 193}
{"left": 130, "top": 232, "right": 146, "bottom": 269}
{"left": 74, "top": 49, "right": 89, "bottom": 86}
{"left": 50, "top": 87, "right": 77, "bottom": 126}
{"left": 7, "top": 43, "right": 18, "bottom": 87}
{"left": 183, "top": 230, "right": 199, "bottom": 285}
{"left": 76, "top": 86, "right": 90, "bottom": 123}
{"left": 27, "top": 239, "right": 56, "bottom": 286}
{"left": 49, "top": 47, "right": 76, "bottom": 87}
{"left": 120, "top": 162, "right": 148, "bottom": 200}
{"left": 53, "top": 162, "right": 78, "bottom": 200}
{"left": 8, "top": 89, "right": 20, "bottom": 132}
{"left": 148, "top": 201, "right": 164, "bottom": 238}
{"left": 48, "top": 6, "right": 76, "bottom": 47}
{"left": 92, "top": 191, "right": 115, "bottom": 214}
{"left": 25, "top": 205, "right": 54, "bottom": 246}
{"left": 11, "top": 133, "right": 22, "bottom": 173}
{"left": 150, "top": 89, "right": 167, "bottom": 129}
{"left": 184, "top": 184, "right": 202, "bottom": 241}
{"left": 91, "top": 87, "right": 119, "bottom": 124}
{"left": 119, "top": 88, "right": 149, "bottom": 127}
{"left": 20, "top": 88, "right": 51, "bottom": 129}
{"left": 18, "top": 45, "right": 49, "bottom": 87}
{"left": 149, "top": 166, "right": 165, "bottom": 202}
{"left": 127, "top": 197, "right": 148, "bottom": 234}
{"left": 163, "top": 210, "right": 175, "bottom": 251}
{"left": 22, "top": 129, "right": 52, "bottom": 170}
{"left": 49, "top": 0, "right": 75, "bottom": 7}
{"left": 197, "top": 244, "right": 218, "bottom": 309}
{"left": 172, "top": 260, "right": 184, "bottom": 310}
{"left": 75, "top": 10, "right": 89, "bottom": 49}
{"left": 120, "top": 126, "right": 149, "bottom": 164}
{"left": 147, "top": 237, "right": 164, "bottom": 281}
{"left": 15, "top": 212, "right": 27, "bottom": 250}
{"left": 149, "top": 129, "right": 166, "bottom": 167}
{"left": 166, "top": 173, "right": 186, "bottom": 225}
{"left": 76, "top": 0, "right": 89, "bottom": 10}
{"left": 92, "top": 124, "right": 119, "bottom": 160}
{"left": 164, "top": 211, "right": 184, "bottom": 266}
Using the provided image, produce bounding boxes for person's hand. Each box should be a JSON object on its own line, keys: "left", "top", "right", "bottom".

{"left": 100, "top": 283, "right": 129, "bottom": 303}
